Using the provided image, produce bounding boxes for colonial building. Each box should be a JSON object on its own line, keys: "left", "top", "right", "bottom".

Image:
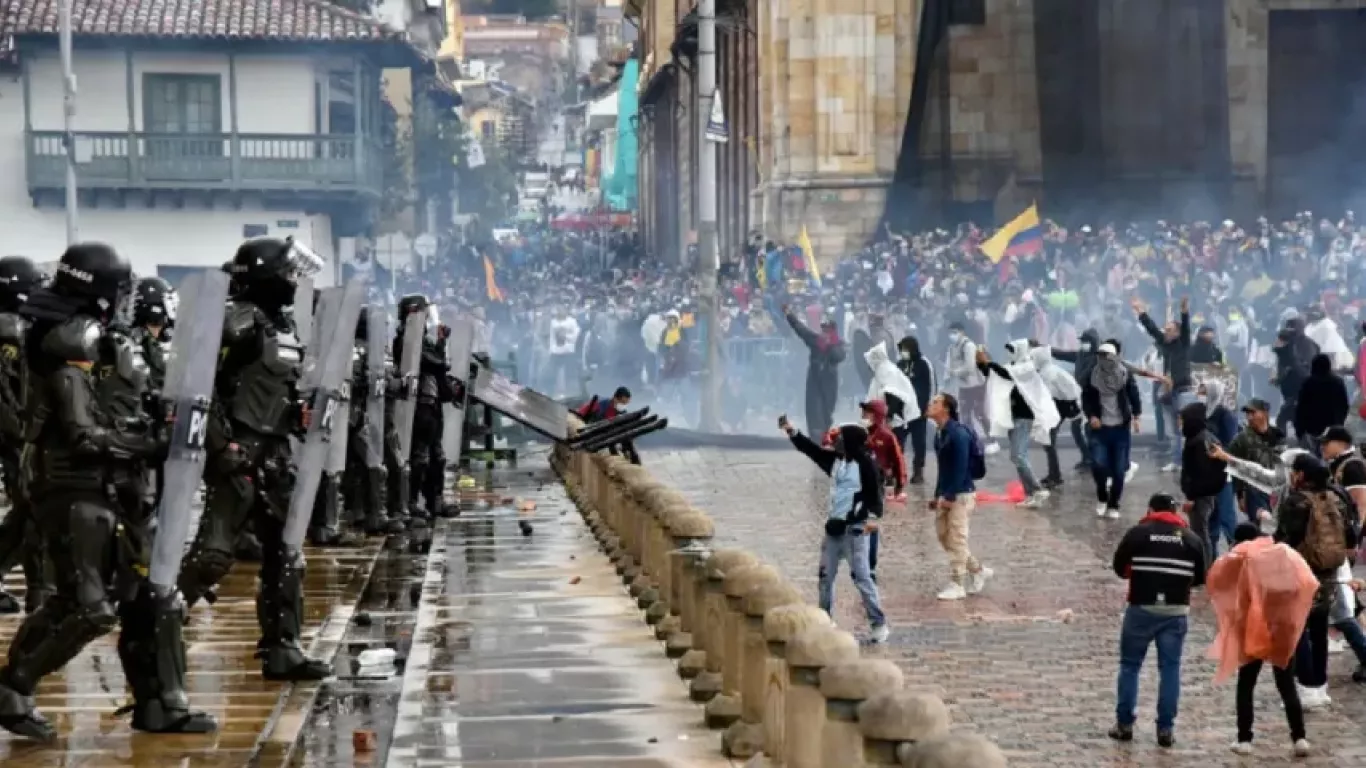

{"left": 0, "top": 0, "right": 431, "bottom": 279}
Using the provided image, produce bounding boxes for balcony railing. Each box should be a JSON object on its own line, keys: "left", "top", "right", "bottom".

{"left": 25, "top": 131, "right": 385, "bottom": 197}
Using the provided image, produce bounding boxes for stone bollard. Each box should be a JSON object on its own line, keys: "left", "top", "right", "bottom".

{"left": 761, "top": 605, "right": 832, "bottom": 763}
{"left": 636, "top": 502, "right": 681, "bottom": 612}
{"left": 657, "top": 511, "right": 714, "bottom": 652}
{"left": 783, "top": 627, "right": 859, "bottom": 768}
{"left": 898, "top": 734, "right": 1007, "bottom": 768}
{"left": 721, "top": 581, "right": 806, "bottom": 759}
{"left": 858, "top": 691, "right": 951, "bottom": 766}
{"left": 689, "top": 549, "right": 757, "bottom": 703}
{"left": 817, "top": 660, "right": 905, "bottom": 768}
{"left": 673, "top": 540, "right": 714, "bottom": 678}
{"left": 705, "top": 562, "right": 780, "bottom": 729}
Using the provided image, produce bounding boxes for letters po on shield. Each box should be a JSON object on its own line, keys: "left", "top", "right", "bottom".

{"left": 147, "top": 268, "right": 230, "bottom": 591}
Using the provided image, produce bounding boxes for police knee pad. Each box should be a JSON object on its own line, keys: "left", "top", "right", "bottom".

{"left": 184, "top": 547, "right": 235, "bottom": 587}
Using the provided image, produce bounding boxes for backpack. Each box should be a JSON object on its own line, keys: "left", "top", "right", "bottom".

{"left": 1300, "top": 490, "right": 1350, "bottom": 572}
{"left": 964, "top": 423, "right": 987, "bottom": 481}
{"left": 1330, "top": 456, "right": 1365, "bottom": 551}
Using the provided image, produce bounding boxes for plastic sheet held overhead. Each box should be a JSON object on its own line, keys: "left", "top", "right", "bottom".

{"left": 1206, "top": 537, "right": 1320, "bottom": 684}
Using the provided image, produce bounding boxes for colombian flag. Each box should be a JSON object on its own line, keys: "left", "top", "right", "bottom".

{"left": 483, "top": 255, "right": 505, "bottom": 302}
{"left": 799, "top": 225, "right": 821, "bottom": 288}
{"left": 979, "top": 203, "right": 1043, "bottom": 264}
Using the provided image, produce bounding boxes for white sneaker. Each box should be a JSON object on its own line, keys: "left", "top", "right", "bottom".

{"left": 1125, "top": 462, "right": 1140, "bottom": 482}
{"left": 966, "top": 567, "right": 993, "bottom": 595}
{"left": 1161, "top": 463, "right": 1180, "bottom": 473}
{"left": 1229, "top": 741, "right": 1254, "bottom": 755}
{"left": 1297, "top": 684, "right": 1331, "bottom": 710}
{"left": 984, "top": 442, "right": 1001, "bottom": 456}
{"left": 936, "top": 583, "right": 967, "bottom": 601}
{"left": 1293, "top": 738, "right": 1311, "bottom": 757}
{"left": 1095, "top": 503, "right": 1109, "bottom": 518}
{"left": 1034, "top": 489, "right": 1051, "bottom": 501}
{"left": 1106, "top": 508, "right": 1121, "bottom": 520}
{"left": 869, "top": 624, "right": 890, "bottom": 644}
{"left": 1017, "top": 496, "right": 1041, "bottom": 509}
{"left": 1328, "top": 635, "right": 1346, "bottom": 654}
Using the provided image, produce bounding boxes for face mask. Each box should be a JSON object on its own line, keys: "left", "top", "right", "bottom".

{"left": 948, "top": 332, "right": 961, "bottom": 342}
{"left": 859, "top": 418, "right": 872, "bottom": 430}
{"left": 1080, "top": 342, "right": 1092, "bottom": 352}
{"left": 899, "top": 349, "right": 911, "bottom": 360}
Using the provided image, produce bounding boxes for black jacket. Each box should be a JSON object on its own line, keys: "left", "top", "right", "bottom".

{"left": 1113, "top": 512, "right": 1207, "bottom": 608}
{"left": 1274, "top": 486, "right": 1354, "bottom": 579}
{"left": 895, "top": 336, "right": 934, "bottom": 414}
{"left": 1080, "top": 366, "right": 1143, "bottom": 424}
{"left": 1295, "top": 353, "right": 1350, "bottom": 437}
{"left": 1052, "top": 328, "right": 1101, "bottom": 384}
{"left": 1139, "top": 310, "right": 1193, "bottom": 389}
{"left": 789, "top": 425, "right": 884, "bottom": 524}
{"left": 1274, "top": 321, "right": 1319, "bottom": 399}
{"left": 1179, "top": 403, "right": 1227, "bottom": 498}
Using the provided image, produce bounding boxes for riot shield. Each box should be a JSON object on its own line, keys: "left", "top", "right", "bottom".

{"left": 292, "top": 276, "right": 315, "bottom": 348}
{"left": 148, "top": 268, "right": 230, "bottom": 591}
{"left": 392, "top": 311, "right": 425, "bottom": 463}
{"left": 281, "top": 279, "right": 367, "bottom": 553}
{"left": 324, "top": 367, "right": 352, "bottom": 475}
{"left": 441, "top": 316, "right": 477, "bottom": 462}
{"left": 363, "top": 305, "right": 387, "bottom": 469}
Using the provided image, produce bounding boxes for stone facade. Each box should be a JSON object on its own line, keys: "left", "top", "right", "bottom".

{"left": 757, "top": 0, "right": 1042, "bottom": 259}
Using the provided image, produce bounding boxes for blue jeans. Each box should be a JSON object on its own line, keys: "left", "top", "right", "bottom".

{"left": 1009, "top": 419, "right": 1041, "bottom": 495}
{"left": 1116, "top": 606, "right": 1188, "bottom": 730}
{"left": 1212, "top": 484, "right": 1237, "bottom": 556}
{"left": 1242, "top": 487, "right": 1271, "bottom": 523}
{"left": 818, "top": 530, "right": 886, "bottom": 627}
{"left": 1089, "top": 425, "right": 1131, "bottom": 509}
{"left": 1165, "top": 389, "right": 1196, "bottom": 466}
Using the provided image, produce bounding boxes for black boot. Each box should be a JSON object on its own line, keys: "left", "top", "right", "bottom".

{"left": 0, "top": 590, "right": 19, "bottom": 614}
{"left": 363, "top": 468, "right": 404, "bottom": 535}
{"left": 235, "top": 530, "right": 263, "bottom": 562}
{"left": 909, "top": 468, "right": 924, "bottom": 485}
{"left": 258, "top": 560, "right": 331, "bottom": 682}
{"left": 117, "top": 585, "right": 217, "bottom": 734}
{"left": 0, "top": 679, "right": 53, "bottom": 742}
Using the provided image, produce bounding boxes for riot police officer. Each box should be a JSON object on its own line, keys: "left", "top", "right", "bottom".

{"left": 129, "top": 275, "right": 174, "bottom": 390}
{"left": 0, "top": 244, "right": 215, "bottom": 740}
{"left": 343, "top": 308, "right": 405, "bottom": 535}
{"left": 396, "top": 295, "right": 458, "bottom": 520}
{"left": 307, "top": 288, "right": 362, "bottom": 548}
{"left": 0, "top": 255, "right": 50, "bottom": 615}
{"left": 178, "top": 237, "right": 330, "bottom": 681}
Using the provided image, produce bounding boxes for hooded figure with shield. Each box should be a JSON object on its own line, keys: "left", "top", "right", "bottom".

{"left": 395, "top": 294, "right": 460, "bottom": 521}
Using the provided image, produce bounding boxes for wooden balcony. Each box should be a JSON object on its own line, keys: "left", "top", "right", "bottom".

{"left": 25, "top": 131, "right": 385, "bottom": 200}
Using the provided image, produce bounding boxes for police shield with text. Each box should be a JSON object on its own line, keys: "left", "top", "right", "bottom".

{"left": 307, "top": 288, "right": 363, "bottom": 547}
{"left": 178, "top": 237, "right": 332, "bottom": 681}
{"left": 344, "top": 305, "right": 404, "bottom": 534}
{"left": 0, "top": 255, "right": 51, "bottom": 615}
{"left": 0, "top": 244, "right": 214, "bottom": 741}
{"left": 395, "top": 294, "right": 458, "bottom": 520}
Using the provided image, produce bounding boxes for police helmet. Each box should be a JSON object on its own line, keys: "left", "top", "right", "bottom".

{"left": 134, "top": 275, "right": 176, "bottom": 329}
{"left": 228, "top": 237, "right": 323, "bottom": 289}
{"left": 0, "top": 256, "right": 43, "bottom": 309}
{"left": 53, "top": 242, "right": 132, "bottom": 310}
{"left": 397, "top": 294, "right": 431, "bottom": 322}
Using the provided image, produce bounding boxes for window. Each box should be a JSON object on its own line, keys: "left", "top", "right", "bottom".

{"left": 481, "top": 120, "right": 496, "bottom": 139}
{"left": 143, "top": 74, "right": 222, "bottom": 134}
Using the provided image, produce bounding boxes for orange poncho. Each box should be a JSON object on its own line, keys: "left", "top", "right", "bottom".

{"left": 1205, "top": 538, "right": 1319, "bottom": 684}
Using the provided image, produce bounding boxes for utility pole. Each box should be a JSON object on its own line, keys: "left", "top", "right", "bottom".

{"left": 60, "top": 0, "right": 78, "bottom": 244}
{"left": 695, "top": 0, "right": 721, "bottom": 431}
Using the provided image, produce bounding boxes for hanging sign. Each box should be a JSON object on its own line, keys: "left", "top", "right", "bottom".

{"left": 704, "top": 91, "right": 728, "bottom": 143}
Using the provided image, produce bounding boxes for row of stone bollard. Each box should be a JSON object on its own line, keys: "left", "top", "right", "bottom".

{"left": 552, "top": 438, "right": 1007, "bottom": 768}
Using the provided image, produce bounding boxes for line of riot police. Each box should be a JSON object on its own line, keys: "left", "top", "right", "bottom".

{"left": 0, "top": 237, "right": 462, "bottom": 743}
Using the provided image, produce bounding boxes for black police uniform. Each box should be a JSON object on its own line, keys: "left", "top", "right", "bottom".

{"left": 396, "top": 295, "right": 457, "bottom": 519}
{"left": 177, "top": 238, "right": 330, "bottom": 681}
{"left": 341, "top": 308, "right": 405, "bottom": 535}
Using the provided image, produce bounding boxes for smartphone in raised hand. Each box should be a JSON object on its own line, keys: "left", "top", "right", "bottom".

{"left": 778, "top": 414, "right": 792, "bottom": 434}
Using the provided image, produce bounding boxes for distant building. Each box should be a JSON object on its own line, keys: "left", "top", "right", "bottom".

{"left": 0, "top": 0, "right": 429, "bottom": 280}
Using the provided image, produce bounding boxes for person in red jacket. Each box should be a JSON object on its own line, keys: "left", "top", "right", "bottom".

{"left": 822, "top": 400, "right": 907, "bottom": 498}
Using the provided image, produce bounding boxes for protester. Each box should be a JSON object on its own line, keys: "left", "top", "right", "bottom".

{"left": 779, "top": 414, "right": 889, "bottom": 643}
{"left": 944, "top": 321, "right": 992, "bottom": 450}
{"left": 895, "top": 335, "right": 935, "bottom": 484}
{"left": 784, "top": 305, "right": 845, "bottom": 437}
{"left": 1274, "top": 318, "right": 1320, "bottom": 437}
{"left": 1109, "top": 492, "right": 1207, "bottom": 749}
{"left": 1227, "top": 398, "right": 1285, "bottom": 526}
{"left": 1052, "top": 328, "right": 1104, "bottom": 472}
{"left": 927, "top": 393, "right": 992, "bottom": 601}
{"left": 864, "top": 343, "right": 921, "bottom": 433}
{"left": 1134, "top": 296, "right": 1194, "bottom": 472}
{"left": 978, "top": 341, "right": 1060, "bottom": 509}
{"left": 576, "top": 386, "right": 632, "bottom": 422}
{"left": 547, "top": 306, "right": 580, "bottom": 397}
{"left": 1294, "top": 353, "right": 1350, "bottom": 453}
{"left": 1082, "top": 341, "right": 1143, "bottom": 519}
{"left": 854, "top": 400, "right": 907, "bottom": 500}
{"left": 1200, "top": 380, "right": 1240, "bottom": 554}
{"left": 1032, "top": 343, "right": 1083, "bottom": 489}
{"left": 1319, "top": 426, "right": 1366, "bottom": 682}
{"left": 1179, "top": 402, "right": 1228, "bottom": 564}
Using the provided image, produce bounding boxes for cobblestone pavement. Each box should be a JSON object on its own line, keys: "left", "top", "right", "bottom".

{"left": 647, "top": 444, "right": 1366, "bottom": 767}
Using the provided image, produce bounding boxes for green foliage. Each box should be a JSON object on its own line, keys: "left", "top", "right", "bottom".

{"left": 378, "top": 94, "right": 413, "bottom": 227}
{"left": 463, "top": 0, "right": 560, "bottom": 19}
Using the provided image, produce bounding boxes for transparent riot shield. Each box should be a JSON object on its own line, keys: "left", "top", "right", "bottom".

{"left": 441, "top": 316, "right": 476, "bottom": 462}
{"left": 281, "top": 279, "right": 366, "bottom": 553}
{"left": 324, "top": 370, "right": 352, "bottom": 475}
{"left": 392, "top": 311, "right": 425, "bottom": 463}
{"left": 292, "top": 276, "right": 314, "bottom": 347}
{"left": 363, "top": 305, "right": 387, "bottom": 469}
{"left": 148, "top": 268, "right": 230, "bottom": 591}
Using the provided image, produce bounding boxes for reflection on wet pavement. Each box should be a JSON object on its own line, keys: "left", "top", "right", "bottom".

{"left": 0, "top": 537, "right": 383, "bottom": 767}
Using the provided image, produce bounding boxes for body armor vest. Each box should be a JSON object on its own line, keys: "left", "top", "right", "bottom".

{"left": 132, "top": 325, "right": 168, "bottom": 393}
{"left": 97, "top": 329, "right": 151, "bottom": 425}
{"left": 0, "top": 312, "right": 28, "bottom": 443}
{"left": 223, "top": 302, "right": 304, "bottom": 437}
{"left": 418, "top": 338, "right": 443, "bottom": 404}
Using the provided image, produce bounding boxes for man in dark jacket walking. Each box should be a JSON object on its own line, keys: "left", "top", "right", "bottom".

{"left": 1134, "top": 296, "right": 1194, "bottom": 471}
{"left": 785, "top": 305, "right": 845, "bottom": 437}
{"left": 1295, "top": 353, "right": 1349, "bottom": 453}
{"left": 896, "top": 335, "right": 935, "bottom": 484}
{"left": 1054, "top": 328, "right": 1103, "bottom": 471}
{"left": 1179, "top": 402, "right": 1228, "bottom": 565}
{"left": 1109, "top": 493, "right": 1207, "bottom": 749}
{"left": 1081, "top": 341, "right": 1143, "bottom": 519}
{"left": 1274, "top": 317, "right": 1319, "bottom": 436}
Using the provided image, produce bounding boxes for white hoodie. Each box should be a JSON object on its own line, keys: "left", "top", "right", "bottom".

{"left": 549, "top": 315, "right": 580, "bottom": 356}
{"left": 986, "top": 339, "right": 1060, "bottom": 444}
{"left": 864, "top": 344, "right": 920, "bottom": 423}
{"left": 1305, "top": 316, "right": 1355, "bottom": 371}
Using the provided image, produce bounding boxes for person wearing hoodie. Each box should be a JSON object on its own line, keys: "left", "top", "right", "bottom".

{"left": 1179, "top": 402, "right": 1229, "bottom": 566}
{"left": 1083, "top": 341, "right": 1143, "bottom": 519}
{"left": 1199, "top": 380, "right": 1239, "bottom": 555}
{"left": 1191, "top": 326, "right": 1224, "bottom": 365}
{"left": 1273, "top": 317, "right": 1319, "bottom": 436}
{"left": 865, "top": 343, "right": 921, "bottom": 430}
{"left": 945, "top": 321, "right": 992, "bottom": 450}
{"left": 1133, "top": 296, "right": 1194, "bottom": 472}
{"left": 1227, "top": 398, "right": 1285, "bottom": 525}
{"left": 1053, "top": 328, "right": 1103, "bottom": 472}
{"left": 784, "top": 305, "right": 846, "bottom": 438}
{"left": 978, "top": 340, "right": 1061, "bottom": 509}
{"left": 1032, "top": 344, "right": 1083, "bottom": 489}
{"left": 1294, "top": 353, "right": 1349, "bottom": 453}
{"left": 896, "top": 336, "right": 935, "bottom": 484}
{"left": 780, "top": 416, "right": 890, "bottom": 643}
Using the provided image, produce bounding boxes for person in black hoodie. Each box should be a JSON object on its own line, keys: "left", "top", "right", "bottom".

{"left": 1179, "top": 402, "right": 1227, "bottom": 566}
{"left": 1273, "top": 317, "right": 1319, "bottom": 436}
{"left": 784, "top": 305, "right": 846, "bottom": 437}
{"left": 1294, "top": 353, "right": 1349, "bottom": 454}
{"left": 1053, "top": 328, "right": 1103, "bottom": 471}
{"left": 780, "top": 416, "right": 889, "bottom": 643}
{"left": 1190, "top": 326, "right": 1224, "bottom": 365}
{"left": 895, "top": 335, "right": 935, "bottom": 484}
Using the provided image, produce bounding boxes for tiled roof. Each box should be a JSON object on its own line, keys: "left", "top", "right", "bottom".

{"left": 1, "top": 0, "right": 399, "bottom": 45}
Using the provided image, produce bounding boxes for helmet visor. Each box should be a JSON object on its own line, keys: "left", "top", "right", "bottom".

{"left": 283, "top": 238, "right": 325, "bottom": 282}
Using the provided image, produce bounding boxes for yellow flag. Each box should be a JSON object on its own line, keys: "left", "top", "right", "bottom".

{"left": 979, "top": 203, "right": 1043, "bottom": 264}
{"left": 799, "top": 225, "right": 820, "bottom": 287}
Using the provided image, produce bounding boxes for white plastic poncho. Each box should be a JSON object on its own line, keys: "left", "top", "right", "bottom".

{"left": 1305, "top": 316, "right": 1355, "bottom": 371}
{"left": 1031, "top": 345, "right": 1082, "bottom": 403}
{"left": 864, "top": 344, "right": 920, "bottom": 423}
{"left": 986, "top": 339, "right": 1060, "bottom": 444}
{"left": 641, "top": 313, "right": 667, "bottom": 355}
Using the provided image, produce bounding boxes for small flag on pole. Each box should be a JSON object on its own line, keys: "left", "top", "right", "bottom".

{"left": 483, "top": 255, "right": 504, "bottom": 302}
{"left": 799, "top": 225, "right": 820, "bottom": 288}
{"left": 979, "top": 203, "right": 1043, "bottom": 264}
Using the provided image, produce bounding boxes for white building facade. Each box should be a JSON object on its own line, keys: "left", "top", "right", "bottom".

{"left": 0, "top": 0, "right": 425, "bottom": 282}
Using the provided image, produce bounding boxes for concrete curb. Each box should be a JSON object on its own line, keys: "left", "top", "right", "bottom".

{"left": 552, "top": 417, "right": 1009, "bottom": 767}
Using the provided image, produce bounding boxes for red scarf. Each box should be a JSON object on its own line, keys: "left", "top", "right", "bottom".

{"left": 816, "top": 326, "right": 840, "bottom": 352}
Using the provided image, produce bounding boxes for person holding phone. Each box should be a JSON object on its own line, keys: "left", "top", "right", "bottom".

{"left": 779, "top": 413, "right": 889, "bottom": 644}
